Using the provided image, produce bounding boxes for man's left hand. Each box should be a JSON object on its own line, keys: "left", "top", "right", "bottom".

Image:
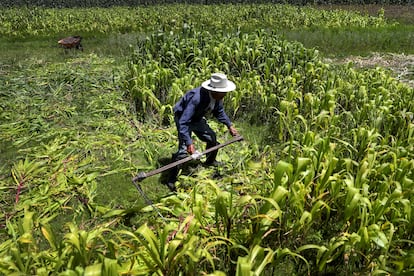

{"left": 229, "top": 126, "right": 239, "bottom": 137}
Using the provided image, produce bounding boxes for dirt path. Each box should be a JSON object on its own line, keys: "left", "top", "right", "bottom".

{"left": 328, "top": 53, "right": 414, "bottom": 88}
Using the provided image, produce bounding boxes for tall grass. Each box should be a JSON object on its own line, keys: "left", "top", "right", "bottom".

{"left": 1, "top": 4, "right": 412, "bottom": 60}
{"left": 281, "top": 25, "right": 414, "bottom": 56}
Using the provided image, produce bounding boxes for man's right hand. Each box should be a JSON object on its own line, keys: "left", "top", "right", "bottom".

{"left": 229, "top": 126, "right": 239, "bottom": 137}
{"left": 187, "top": 144, "right": 196, "bottom": 154}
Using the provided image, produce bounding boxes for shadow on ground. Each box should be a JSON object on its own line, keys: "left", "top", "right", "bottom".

{"left": 157, "top": 156, "right": 205, "bottom": 186}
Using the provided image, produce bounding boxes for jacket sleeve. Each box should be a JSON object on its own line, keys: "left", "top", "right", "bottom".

{"left": 177, "top": 97, "right": 198, "bottom": 146}
{"left": 213, "top": 100, "right": 232, "bottom": 127}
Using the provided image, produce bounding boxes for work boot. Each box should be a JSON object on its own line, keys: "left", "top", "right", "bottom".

{"left": 166, "top": 165, "right": 179, "bottom": 191}
{"left": 205, "top": 147, "right": 218, "bottom": 164}
{"left": 204, "top": 160, "right": 224, "bottom": 167}
{"left": 165, "top": 181, "right": 177, "bottom": 192}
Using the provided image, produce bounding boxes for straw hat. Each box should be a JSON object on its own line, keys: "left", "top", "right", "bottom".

{"left": 201, "top": 73, "right": 236, "bottom": 93}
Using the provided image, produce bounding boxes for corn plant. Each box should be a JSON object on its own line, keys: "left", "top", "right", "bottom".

{"left": 1, "top": 4, "right": 413, "bottom": 275}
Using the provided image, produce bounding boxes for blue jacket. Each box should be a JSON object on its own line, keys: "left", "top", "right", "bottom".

{"left": 173, "top": 87, "right": 232, "bottom": 146}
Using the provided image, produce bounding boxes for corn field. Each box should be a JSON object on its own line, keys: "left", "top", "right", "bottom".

{"left": 1, "top": 0, "right": 413, "bottom": 8}
{"left": 1, "top": 4, "right": 413, "bottom": 275}
{"left": 0, "top": 5, "right": 388, "bottom": 38}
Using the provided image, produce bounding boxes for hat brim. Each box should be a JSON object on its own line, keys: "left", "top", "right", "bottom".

{"left": 201, "top": 79, "right": 236, "bottom": 93}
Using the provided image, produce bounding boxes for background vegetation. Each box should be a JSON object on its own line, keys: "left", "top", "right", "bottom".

{"left": 0, "top": 3, "right": 413, "bottom": 275}
{"left": 1, "top": 0, "right": 413, "bottom": 8}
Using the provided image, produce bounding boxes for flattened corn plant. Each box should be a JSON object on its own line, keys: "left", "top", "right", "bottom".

{"left": 0, "top": 55, "right": 154, "bottom": 275}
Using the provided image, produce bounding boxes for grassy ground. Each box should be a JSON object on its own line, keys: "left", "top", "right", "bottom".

{"left": 0, "top": 4, "right": 412, "bottom": 59}
{"left": 281, "top": 24, "right": 414, "bottom": 57}
{"left": 281, "top": 5, "right": 414, "bottom": 57}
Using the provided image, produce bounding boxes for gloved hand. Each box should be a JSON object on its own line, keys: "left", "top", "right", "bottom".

{"left": 191, "top": 150, "right": 202, "bottom": 160}
{"left": 187, "top": 144, "right": 196, "bottom": 154}
{"left": 229, "top": 125, "right": 239, "bottom": 137}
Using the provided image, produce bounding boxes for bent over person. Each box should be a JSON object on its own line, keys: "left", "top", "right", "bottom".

{"left": 166, "top": 73, "right": 239, "bottom": 191}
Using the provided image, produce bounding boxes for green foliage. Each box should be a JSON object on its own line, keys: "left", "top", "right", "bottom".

{"left": 0, "top": 4, "right": 389, "bottom": 38}
{"left": 1, "top": 4, "right": 414, "bottom": 276}
{"left": 1, "top": 0, "right": 413, "bottom": 8}
{"left": 281, "top": 24, "right": 414, "bottom": 56}
{"left": 123, "top": 15, "right": 413, "bottom": 273}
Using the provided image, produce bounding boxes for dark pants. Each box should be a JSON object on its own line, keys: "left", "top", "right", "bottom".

{"left": 168, "top": 116, "right": 218, "bottom": 183}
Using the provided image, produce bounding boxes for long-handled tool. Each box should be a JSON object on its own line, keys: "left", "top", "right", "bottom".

{"left": 132, "top": 135, "right": 244, "bottom": 183}
{"left": 131, "top": 135, "right": 243, "bottom": 222}
{"left": 132, "top": 180, "right": 168, "bottom": 222}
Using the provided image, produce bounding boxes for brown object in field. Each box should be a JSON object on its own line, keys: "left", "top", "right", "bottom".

{"left": 58, "top": 36, "right": 83, "bottom": 51}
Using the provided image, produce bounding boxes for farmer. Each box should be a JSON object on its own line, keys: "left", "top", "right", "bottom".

{"left": 166, "top": 73, "right": 239, "bottom": 191}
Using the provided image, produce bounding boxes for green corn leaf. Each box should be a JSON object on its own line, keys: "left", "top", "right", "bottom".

{"left": 273, "top": 160, "right": 293, "bottom": 187}
{"left": 299, "top": 211, "right": 312, "bottom": 226}
{"left": 215, "top": 191, "right": 231, "bottom": 222}
{"left": 368, "top": 225, "right": 389, "bottom": 249}
{"left": 22, "top": 208, "right": 34, "bottom": 234}
{"left": 257, "top": 195, "right": 282, "bottom": 218}
{"left": 236, "top": 256, "right": 253, "bottom": 276}
{"left": 318, "top": 237, "right": 346, "bottom": 270}
{"left": 103, "top": 209, "right": 127, "bottom": 218}
{"left": 136, "top": 224, "right": 163, "bottom": 269}
{"left": 257, "top": 209, "right": 282, "bottom": 228}
{"left": 206, "top": 271, "right": 227, "bottom": 276}
{"left": 64, "top": 224, "right": 81, "bottom": 253}
{"left": 84, "top": 263, "right": 102, "bottom": 276}
{"left": 297, "top": 244, "right": 327, "bottom": 253}
{"left": 295, "top": 157, "right": 311, "bottom": 174}
{"left": 41, "top": 224, "right": 57, "bottom": 250}
{"left": 345, "top": 192, "right": 360, "bottom": 220}
{"left": 58, "top": 270, "right": 80, "bottom": 276}
{"left": 18, "top": 232, "right": 33, "bottom": 244}
{"left": 310, "top": 200, "right": 330, "bottom": 220}
{"left": 10, "top": 246, "right": 25, "bottom": 272}
{"left": 270, "top": 185, "right": 289, "bottom": 204}
{"left": 275, "top": 248, "right": 309, "bottom": 273}
{"left": 253, "top": 247, "right": 275, "bottom": 275}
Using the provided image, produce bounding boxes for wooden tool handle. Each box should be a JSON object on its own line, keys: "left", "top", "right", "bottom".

{"left": 132, "top": 135, "right": 244, "bottom": 182}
